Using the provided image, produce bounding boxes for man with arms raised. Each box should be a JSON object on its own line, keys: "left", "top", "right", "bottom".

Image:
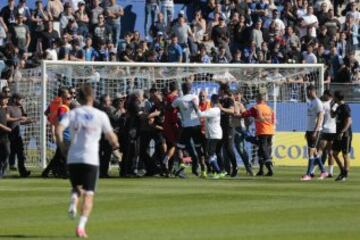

{"left": 56, "top": 85, "right": 120, "bottom": 238}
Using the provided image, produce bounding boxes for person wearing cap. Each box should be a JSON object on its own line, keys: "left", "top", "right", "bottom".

{"left": 160, "top": 0, "right": 174, "bottom": 26}
{"left": 7, "top": 93, "right": 32, "bottom": 177}
{"left": 8, "top": 13, "right": 30, "bottom": 52}
{"left": 0, "top": 92, "right": 12, "bottom": 178}
{"left": 151, "top": 31, "right": 165, "bottom": 51}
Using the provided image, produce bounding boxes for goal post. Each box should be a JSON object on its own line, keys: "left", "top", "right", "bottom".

{"left": 15, "top": 61, "right": 325, "bottom": 168}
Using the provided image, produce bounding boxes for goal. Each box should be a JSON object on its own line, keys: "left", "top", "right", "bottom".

{"left": 12, "top": 62, "right": 324, "bottom": 168}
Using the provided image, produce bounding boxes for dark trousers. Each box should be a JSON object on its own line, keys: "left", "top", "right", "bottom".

{"left": 99, "top": 137, "right": 113, "bottom": 177}
{"left": 257, "top": 135, "right": 273, "bottom": 166}
{"left": 216, "top": 127, "right": 237, "bottom": 173}
{"left": 0, "top": 140, "right": 10, "bottom": 177}
{"left": 42, "top": 146, "right": 67, "bottom": 177}
{"left": 234, "top": 127, "right": 252, "bottom": 172}
{"left": 139, "top": 132, "right": 162, "bottom": 176}
{"left": 9, "top": 127, "right": 27, "bottom": 174}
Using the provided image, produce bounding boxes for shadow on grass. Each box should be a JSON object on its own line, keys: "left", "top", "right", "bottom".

{"left": 0, "top": 234, "right": 70, "bottom": 239}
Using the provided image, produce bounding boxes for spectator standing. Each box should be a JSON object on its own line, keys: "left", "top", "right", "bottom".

{"left": 17, "top": 0, "right": 32, "bottom": 23}
{"left": 7, "top": 93, "right": 31, "bottom": 177}
{"left": 0, "top": 0, "right": 17, "bottom": 32}
{"left": 69, "top": 39, "right": 85, "bottom": 61}
{"left": 211, "top": 16, "right": 231, "bottom": 60}
{"left": 192, "top": 10, "right": 206, "bottom": 46}
{"left": 75, "top": 1, "right": 89, "bottom": 38}
{"left": 167, "top": 35, "right": 182, "bottom": 62}
{"left": 47, "top": 0, "right": 64, "bottom": 21}
{"left": 84, "top": 37, "right": 96, "bottom": 61}
{"left": 0, "top": 93, "right": 11, "bottom": 178}
{"left": 105, "top": 0, "right": 124, "bottom": 47}
{"left": 336, "top": 32, "right": 350, "bottom": 58}
{"left": 285, "top": 26, "right": 300, "bottom": 52}
{"left": 324, "top": 9, "right": 341, "bottom": 39}
{"left": 251, "top": 20, "right": 264, "bottom": 49}
{"left": 89, "top": 0, "right": 104, "bottom": 30}
{"left": 302, "top": 44, "right": 317, "bottom": 64}
{"left": 39, "top": 21, "right": 59, "bottom": 54}
{"left": 60, "top": 3, "right": 76, "bottom": 34}
{"left": 150, "top": 12, "right": 167, "bottom": 38}
{"left": 98, "top": 94, "right": 115, "bottom": 178}
{"left": 160, "top": 0, "right": 174, "bottom": 26}
{"left": 318, "top": 25, "right": 331, "bottom": 50}
{"left": 145, "top": 0, "right": 160, "bottom": 39}
{"left": 31, "top": 0, "right": 49, "bottom": 33}
{"left": 93, "top": 14, "right": 111, "bottom": 46}
{"left": 171, "top": 16, "right": 193, "bottom": 62}
{"left": 9, "top": 13, "right": 30, "bottom": 53}
{"left": 299, "top": 6, "right": 318, "bottom": 38}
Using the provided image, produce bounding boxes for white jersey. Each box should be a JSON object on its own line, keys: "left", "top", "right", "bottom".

{"left": 60, "top": 106, "right": 113, "bottom": 166}
{"left": 160, "top": 0, "right": 174, "bottom": 7}
{"left": 322, "top": 100, "right": 337, "bottom": 134}
{"left": 172, "top": 94, "right": 200, "bottom": 127}
{"left": 306, "top": 97, "right": 324, "bottom": 132}
{"left": 198, "top": 107, "right": 222, "bottom": 139}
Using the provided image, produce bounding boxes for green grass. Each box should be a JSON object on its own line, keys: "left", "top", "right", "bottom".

{"left": 0, "top": 166, "right": 360, "bottom": 240}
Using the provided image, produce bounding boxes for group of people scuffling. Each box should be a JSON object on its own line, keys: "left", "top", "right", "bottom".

{"left": 43, "top": 81, "right": 276, "bottom": 179}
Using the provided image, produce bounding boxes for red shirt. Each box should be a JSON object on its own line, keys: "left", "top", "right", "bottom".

{"left": 164, "top": 93, "right": 178, "bottom": 125}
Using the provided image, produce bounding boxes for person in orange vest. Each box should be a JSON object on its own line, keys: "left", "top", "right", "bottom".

{"left": 42, "top": 87, "right": 71, "bottom": 178}
{"left": 241, "top": 93, "right": 275, "bottom": 176}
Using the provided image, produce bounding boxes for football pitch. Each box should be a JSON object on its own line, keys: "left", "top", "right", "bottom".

{"left": 0, "top": 166, "right": 360, "bottom": 240}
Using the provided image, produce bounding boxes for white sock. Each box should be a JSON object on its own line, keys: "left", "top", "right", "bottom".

{"left": 69, "top": 193, "right": 78, "bottom": 210}
{"left": 329, "top": 165, "right": 334, "bottom": 175}
{"left": 78, "top": 216, "right": 88, "bottom": 229}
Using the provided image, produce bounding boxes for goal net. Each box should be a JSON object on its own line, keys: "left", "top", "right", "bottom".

{"left": 13, "top": 62, "right": 324, "bottom": 168}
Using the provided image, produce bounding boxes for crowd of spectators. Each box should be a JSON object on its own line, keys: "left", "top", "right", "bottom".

{"left": 0, "top": 0, "right": 358, "bottom": 84}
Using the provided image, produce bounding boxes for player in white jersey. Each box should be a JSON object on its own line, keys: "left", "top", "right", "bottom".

{"left": 56, "top": 85, "right": 120, "bottom": 238}
{"left": 172, "top": 82, "right": 203, "bottom": 177}
{"left": 301, "top": 85, "right": 328, "bottom": 181}
{"left": 192, "top": 94, "right": 223, "bottom": 179}
{"left": 317, "top": 90, "right": 337, "bottom": 177}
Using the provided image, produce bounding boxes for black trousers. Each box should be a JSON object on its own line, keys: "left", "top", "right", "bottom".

{"left": 99, "top": 137, "right": 113, "bottom": 176}
{"left": 42, "top": 145, "right": 67, "bottom": 177}
{"left": 257, "top": 135, "right": 273, "bottom": 165}
{"left": 139, "top": 131, "right": 162, "bottom": 176}
{"left": 216, "top": 127, "right": 237, "bottom": 173}
{"left": 9, "top": 127, "right": 27, "bottom": 174}
{"left": 0, "top": 140, "right": 10, "bottom": 177}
